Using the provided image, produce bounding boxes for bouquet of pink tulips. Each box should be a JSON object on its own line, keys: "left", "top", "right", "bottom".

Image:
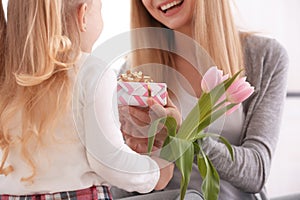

{"left": 147, "top": 66, "right": 254, "bottom": 200}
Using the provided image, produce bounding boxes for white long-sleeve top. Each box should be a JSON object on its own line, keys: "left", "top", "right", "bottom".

{"left": 0, "top": 53, "right": 159, "bottom": 195}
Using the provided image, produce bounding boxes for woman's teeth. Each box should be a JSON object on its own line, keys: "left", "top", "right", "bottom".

{"left": 160, "top": 0, "right": 183, "bottom": 12}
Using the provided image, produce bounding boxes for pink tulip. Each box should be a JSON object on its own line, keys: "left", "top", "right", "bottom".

{"left": 201, "top": 66, "right": 229, "bottom": 93}
{"left": 226, "top": 77, "right": 254, "bottom": 104}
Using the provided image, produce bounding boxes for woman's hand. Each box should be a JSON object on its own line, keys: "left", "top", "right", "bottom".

{"left": 118, "top": 96, "right": 181, "bottom": 153}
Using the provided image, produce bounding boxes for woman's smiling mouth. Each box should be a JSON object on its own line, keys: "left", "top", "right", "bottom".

{"left": 159, "top": 0, "right": 184, "bottom": 13}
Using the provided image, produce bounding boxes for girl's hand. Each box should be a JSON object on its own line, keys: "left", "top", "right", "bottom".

{"left": 118, "top": 96, "right": 181, "bottom": 153}
{"left": 151, "top": 156, "right": 174, "bottom": 190}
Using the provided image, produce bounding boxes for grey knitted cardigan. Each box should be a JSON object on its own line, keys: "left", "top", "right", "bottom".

{"left": 112, "top": 35, "right": 289, "bottom": 200}
{"left": 211, "top": 34, "right": 288, "bottom": 199}
{"left": 178, "top": 35, "right": 288, "bottom": 200}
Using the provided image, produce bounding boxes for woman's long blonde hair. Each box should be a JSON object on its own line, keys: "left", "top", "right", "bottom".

{"left": 0, "top": 0, "right": 87, "bottom": 182}
{"left": 130, "top": 0, "right": 245, "bottom": 76}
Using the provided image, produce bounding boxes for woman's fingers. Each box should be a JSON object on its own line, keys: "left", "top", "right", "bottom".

{"left": 118, "top": 96, "right": 182, "bottom": 152}
{"left": 119, "top": 105, "right": 150, "bottom": 125}
{"left": 147, "top": 98, "right": 167, "bottom": 119}
{"left": 127, "top": 106, "right": 151, "bottom": 125}
{"left": 165, "top": 96, "right": 182, "bottom": 127}
{"left": 118, "top": 105, "right": 151, "bottom": 137}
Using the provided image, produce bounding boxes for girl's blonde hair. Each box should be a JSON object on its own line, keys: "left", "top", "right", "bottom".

{"left": 0, "top": 0, "right": 5, "bottom": 82}
{"left": 0, "top": 0, "right": 89, "bottom": 182}
{"left": 130, "top": 0, "right": 246, "bottom": 77}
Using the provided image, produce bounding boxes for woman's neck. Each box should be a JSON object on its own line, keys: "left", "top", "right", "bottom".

{"left": 174, "top": 19, "right": 194, "bottom": 38}
{"left": 173, "top": 54, "right": 202, "bottom": 98}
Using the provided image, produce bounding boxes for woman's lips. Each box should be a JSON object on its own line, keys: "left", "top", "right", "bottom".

{"left": 159, "top": 0, "right": 184, "bottom": 14}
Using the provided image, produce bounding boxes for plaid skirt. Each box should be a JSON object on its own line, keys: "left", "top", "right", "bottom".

{"left": 0, "top": 186, "right": 113, "bottom": 200}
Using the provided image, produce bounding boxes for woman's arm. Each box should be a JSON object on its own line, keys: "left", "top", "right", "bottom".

{"left": 202, "top": 38, "right": 289, "bottom": 193}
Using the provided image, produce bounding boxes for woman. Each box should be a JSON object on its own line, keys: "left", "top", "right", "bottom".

{"left": 116, "top": 0, "right": 289, "bottom": 199}
{"left": 0, "top": 0, "right": 173, "bottom": 198}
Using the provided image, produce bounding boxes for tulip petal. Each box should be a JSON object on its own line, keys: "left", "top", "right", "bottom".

{"left": 226, "top": 77, "right": 254, "bottom": 104}
{"left": 201, "top": 66, "right": 227, "bottom": 93}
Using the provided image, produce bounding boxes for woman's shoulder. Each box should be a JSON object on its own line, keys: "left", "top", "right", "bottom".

{"left": 243, "top": 34, "right": 288, "bottom": 60}
{"left": 242, "top": 34, "right": 289, "bottom": 96}
{"left": 243, "top": 34, "right": 289, "bottom": 75}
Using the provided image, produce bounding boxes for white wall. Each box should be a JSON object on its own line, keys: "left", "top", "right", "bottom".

{"left": 234, "top": 0, "right": 300, "bottom": 92}
{"left": 2, "top": 0, "right": 299, "bottom": 91}
{"left": 96, "top": 0, "right": 130, "bottom": 47}
{"left": 234, "top": 1, "right": 300, "bottom": 198}
{"left": 99, "top": 0, "right": 300, "bottom": 92}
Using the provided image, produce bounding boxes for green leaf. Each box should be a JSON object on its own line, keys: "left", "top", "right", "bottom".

{"left": 177, "top": 86, "right": 231, "bottom": 140}
{"left": 197, "top": 151, "right": 207, "bottom": 178}
{"left": 159, "top": 135, "right": 192, "bottom": 165}
{"left": 193, "top": 141, "right": 201, "bottom": 155}
{"left": 196, "top": 103, "right": 237, "bottom": 135}
{"left": 164, "top": 116, "right": 178, "bottom": 137}
{"left": 223, "top": 70, "right": 243, "bottom": 90}
{"left": 176, "top": 98, "right": 206, "bottom": 139}
{"left": 147, "top": 117, "right": 164, "bottom": 154}
{"left": 196, "top": 133, "right": 234, "bottom": 161}
{"left": 147, "top": 116, "right": 177, "bottom": 154}
{"left": 199, "top": 149, "right": 220, "bottom": 200}
{"left": 176, "top": 70, "right": 243, "bottom": 142}
{"left": 217, "top": 136, "right": 235, "bottom": 161}
{"left": 158, "top": 136, "right": 194, "bottom": 200}
{"left": 173, "top": 138, "right": 194, "bottom": 200}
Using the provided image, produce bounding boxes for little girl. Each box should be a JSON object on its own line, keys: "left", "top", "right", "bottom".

{"left": 0, "top": 0, "right": 173, "bottom": 199}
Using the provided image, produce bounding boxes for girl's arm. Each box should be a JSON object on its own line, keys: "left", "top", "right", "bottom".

{"left": 74, "top": 57, "right": 173, "bottom": 193}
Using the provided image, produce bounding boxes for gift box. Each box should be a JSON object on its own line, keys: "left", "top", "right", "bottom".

{"left": 117, "top": 81, "right": 167, "bottom": 107}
